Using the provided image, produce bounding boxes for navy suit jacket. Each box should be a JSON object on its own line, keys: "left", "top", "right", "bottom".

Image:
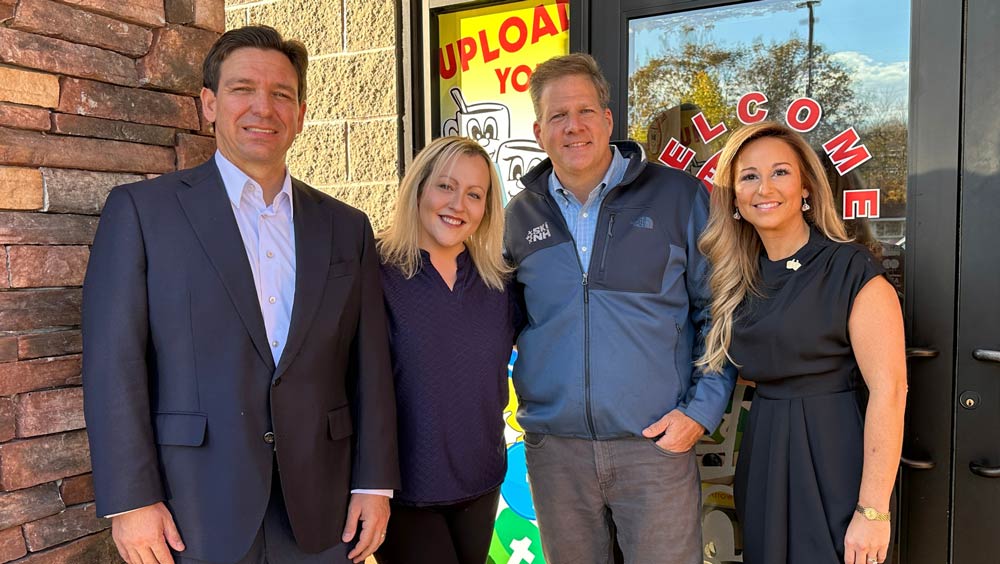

{"left": 82, "top": 159, "right": 400, "bottom": 563}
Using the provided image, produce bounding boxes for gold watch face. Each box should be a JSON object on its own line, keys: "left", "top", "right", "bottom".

{"left": 864, "top": 507, "right": 878, "bottom": 520}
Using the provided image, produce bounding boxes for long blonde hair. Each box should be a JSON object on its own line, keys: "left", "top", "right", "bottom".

{"left": 697, "top": 122, "right": 849, "bottom": 372}
{"left": 377, "top": 136, "right": 511, "bottom": 290}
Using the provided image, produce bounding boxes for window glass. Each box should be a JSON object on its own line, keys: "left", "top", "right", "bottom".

{"left": 629, "top": 0, "right": 909, "bottom": 291}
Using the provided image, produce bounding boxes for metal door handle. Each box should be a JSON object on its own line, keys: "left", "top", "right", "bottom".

{"left": 901, "top": 456, "right": 935, "bottom": 470}
{"left": 972, "top": 349, "right": 1000, "bottom": 363}
{"left": 906, "top": 347, "right": 939, "bottom": 359}
{"left": 970, "top": 461, "right": 1000, "bottom": 478}
{"left": 901, "top": 349, "right": 937, "bottom": 470}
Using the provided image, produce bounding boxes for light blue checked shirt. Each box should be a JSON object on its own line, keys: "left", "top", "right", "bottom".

{"left": 548, "top": 146, "right": 628, "bottom": 271}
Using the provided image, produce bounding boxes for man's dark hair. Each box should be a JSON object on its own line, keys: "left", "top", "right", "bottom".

{"left": 203, "top": 25, "right": 309, "bottom": 103}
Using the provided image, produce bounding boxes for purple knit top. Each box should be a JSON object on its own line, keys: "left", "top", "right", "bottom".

{"left": 379, "top": 249, "right": 515, "bottom": 505}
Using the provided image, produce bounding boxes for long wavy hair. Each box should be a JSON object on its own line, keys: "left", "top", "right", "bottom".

{"left": 377, "top": 136, "right": 511, "bottom": 291}
{"left": 696, "top": 122, "right": 849, "bottom": 372}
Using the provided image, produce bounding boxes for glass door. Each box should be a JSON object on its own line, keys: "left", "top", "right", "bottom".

{"left": 951, "top": 0, "right": 1000, "bottom": 562}
{"left": 589, "top": 0, "right": 965, "bottom": 562}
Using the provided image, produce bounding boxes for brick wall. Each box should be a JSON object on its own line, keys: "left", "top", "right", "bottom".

{"left": 224, "top": 0, "right": 401, "bottom": 230}
{"left": 0, "top": 1, "right": 223, "bottom": 562}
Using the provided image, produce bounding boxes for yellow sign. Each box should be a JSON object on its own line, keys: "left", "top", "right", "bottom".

{"left": 437, "top": 1, "right": 570, "bottom": 203}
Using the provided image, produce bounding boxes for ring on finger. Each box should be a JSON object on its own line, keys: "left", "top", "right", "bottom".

{"left": 868, "top": 558, "right": 878, "bottom": 564}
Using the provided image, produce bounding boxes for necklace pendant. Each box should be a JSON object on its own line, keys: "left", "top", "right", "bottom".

{"left": 786, "top": 259, "right": 802, "bottom": 271}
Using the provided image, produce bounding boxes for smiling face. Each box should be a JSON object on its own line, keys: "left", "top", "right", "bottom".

{"left": 733, "top": 136, "right": 810, "bottom": 237}
{"left": 417, "top": 152, "right": 490, "bottom": 259}
{"left": 533, "top": 74, "right": 613, "bottom": 190}
{"left": 201, "top": 47, "right": 306, "bottom": 181}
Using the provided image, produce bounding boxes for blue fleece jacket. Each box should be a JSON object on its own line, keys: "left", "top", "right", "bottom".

{"left": 504, "top": 141, "right": 737, "bottom": 439}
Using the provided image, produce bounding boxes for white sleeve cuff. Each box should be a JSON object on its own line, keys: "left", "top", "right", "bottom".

{"left": 104, "top": 507, "right": 142, "bottom": 518}
{"left": 351, "top": 488, "right": 393, "bottom": 498}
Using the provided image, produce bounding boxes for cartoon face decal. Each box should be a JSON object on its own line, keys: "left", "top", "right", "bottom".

{"left": 442, "top": 87, "right": 511, "bottom": 159}
{"left": 496, "top": 139, "right": 546, "bottom": 203}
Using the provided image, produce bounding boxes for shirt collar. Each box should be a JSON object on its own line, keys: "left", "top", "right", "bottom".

{"left": 214, "top": 150, "right": 294, "bottom": 217}
{"left": 418, "top": 247, "right": 471, "bottom": 267}
{"left": 549, "top": 145, "right": 625, "bottom": 205}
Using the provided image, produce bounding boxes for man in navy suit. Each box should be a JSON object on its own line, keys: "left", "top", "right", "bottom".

{"left": 82, "top": 26, "right": 399, "bottom": 564}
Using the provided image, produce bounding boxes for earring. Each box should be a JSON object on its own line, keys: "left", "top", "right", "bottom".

{"left": 733, "top": 209, "right": 741, "bottom": 220}
{"left": 801, "top": 199, "right": 811, "bottom": 212}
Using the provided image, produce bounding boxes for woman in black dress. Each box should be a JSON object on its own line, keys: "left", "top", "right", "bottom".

{"left": 697, "top": 122, "right": 907, "bottom": 564}
{"left": 374, "top": 136, "right": 516, "bottom": 564}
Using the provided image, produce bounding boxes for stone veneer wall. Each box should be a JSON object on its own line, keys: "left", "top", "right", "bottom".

{"left": 0, "top": 1, "right": 224, "bottom": 562}
{"left": 224, "top": 0, "right": 401, "bottom": 230}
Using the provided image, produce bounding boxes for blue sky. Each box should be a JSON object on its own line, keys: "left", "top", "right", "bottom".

{"left": 629, "top": 0, "right": 911, "bottom": 110}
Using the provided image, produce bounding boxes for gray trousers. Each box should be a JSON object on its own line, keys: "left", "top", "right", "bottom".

{"left": 524, "top": 434, "right": 702, "bottom": 564}
{"left": 173, "top": 460, "right": 353, "bottom": 564}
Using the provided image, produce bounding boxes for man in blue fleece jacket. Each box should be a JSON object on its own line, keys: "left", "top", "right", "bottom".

{"left": 503, "top": 53, "right": 737, "bottom": 564}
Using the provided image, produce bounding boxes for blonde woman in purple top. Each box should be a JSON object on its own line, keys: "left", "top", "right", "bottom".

{"left": 374, "top": 136, "right": 517, "bottom": 564}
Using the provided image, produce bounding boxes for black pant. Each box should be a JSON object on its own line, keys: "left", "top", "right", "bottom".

{"left": 173, "top": 456, "right": 353, "bottom": 563}
{"left": 375, "top": 488, "right": 500, "bottom": 564}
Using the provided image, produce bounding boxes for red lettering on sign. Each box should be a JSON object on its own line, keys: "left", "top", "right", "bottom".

{"left": 696, "top": 151, "right": 722, "bottom": 192}
{"left": 556, "top": 0, "right": 570, "bottom": 31}
{"left": 532, "top": 4, "right": 559, "bottom": 44}
{"left": 822, "top": 127, "right": 873, "bottom": 175}
{"left": 495, "top": 65, "right": 532, "bottom": 93}
{"left": 495, "top": 67, "right": 511, "bottom": 94}
{"left": 737, "top": 92, "right": 768, "bottom": 124}
{"left": 692, "top": 112, "right": 727, "bottom": 145}
{"left": 786, "top": 97, "right": 822, "bottom": 132}
{"left": 439, "top": 43, "right": 457, "bottom": 79}
{"left": 479, "top": 29, "right": 500, "bottom": 63}
{"left": 458, "top": 36, "right": 477, "bottom": 72}
{"left": 500, "top": 16, "right": 528, "bottom": 52}
{"left": 658, "top": 138, "right": 696, "bottom": 170}
{"left": 843, "top": 189, "right": 881, "bottom": 219}
{"left": 511, "top": 65, "right": 532, "bottom": 92}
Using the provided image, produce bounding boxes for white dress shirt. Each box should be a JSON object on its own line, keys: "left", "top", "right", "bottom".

{"left": 216, "top": 151, "right": 296, "bottom": 365}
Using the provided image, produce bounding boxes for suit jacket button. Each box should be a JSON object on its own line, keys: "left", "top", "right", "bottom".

{"left": 263, "top": 431, "right": 275, "bottom": 444}
{"left": 273, "top": 377, "right": 281, "bottom": 387}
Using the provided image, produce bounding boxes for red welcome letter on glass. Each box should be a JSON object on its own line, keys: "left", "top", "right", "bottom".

{"left": 658, "top": 138, "right": 696, "bottom": 170}
{"left": 823, "top": 127, "right": 873, "bottom": 176}
{"left": 843, "top": 189, "right": 881, "bottom": 219}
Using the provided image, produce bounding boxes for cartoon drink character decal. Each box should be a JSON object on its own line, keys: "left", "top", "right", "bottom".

{"left": 496, "top": 139, "right": 545, "bottom": 203}
{"left": 442, "top": 87, "right": 511, "bottom": 158}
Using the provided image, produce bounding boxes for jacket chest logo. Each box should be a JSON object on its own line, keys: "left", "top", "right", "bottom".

{"left": 631, "top": 215, "right": 654, "bottom": 230}
{"left": 525, "top": 222, "right": 552, "bottom": 244}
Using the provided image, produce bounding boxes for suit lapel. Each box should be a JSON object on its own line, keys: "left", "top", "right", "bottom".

{"left": 273, "top": 179, "right": 332, "bottom": 380}
{"left": 176, "top": 160, "right": 276, "bottom": 372}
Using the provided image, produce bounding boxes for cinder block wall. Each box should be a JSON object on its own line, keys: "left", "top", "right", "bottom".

{"left": 0, "top": 1, "right": 223, "bottom": 562}
{"left": 224, "top": 0, "right": 400, "bottom": 230}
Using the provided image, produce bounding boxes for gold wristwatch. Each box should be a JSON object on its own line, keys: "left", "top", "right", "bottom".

{"left": 856, "top": 504, "right": 891, "bottom": 522}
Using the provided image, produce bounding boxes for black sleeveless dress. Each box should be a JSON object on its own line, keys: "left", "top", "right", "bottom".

{"left": 730, "top": 228, "right": 885, "bottom": 564}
